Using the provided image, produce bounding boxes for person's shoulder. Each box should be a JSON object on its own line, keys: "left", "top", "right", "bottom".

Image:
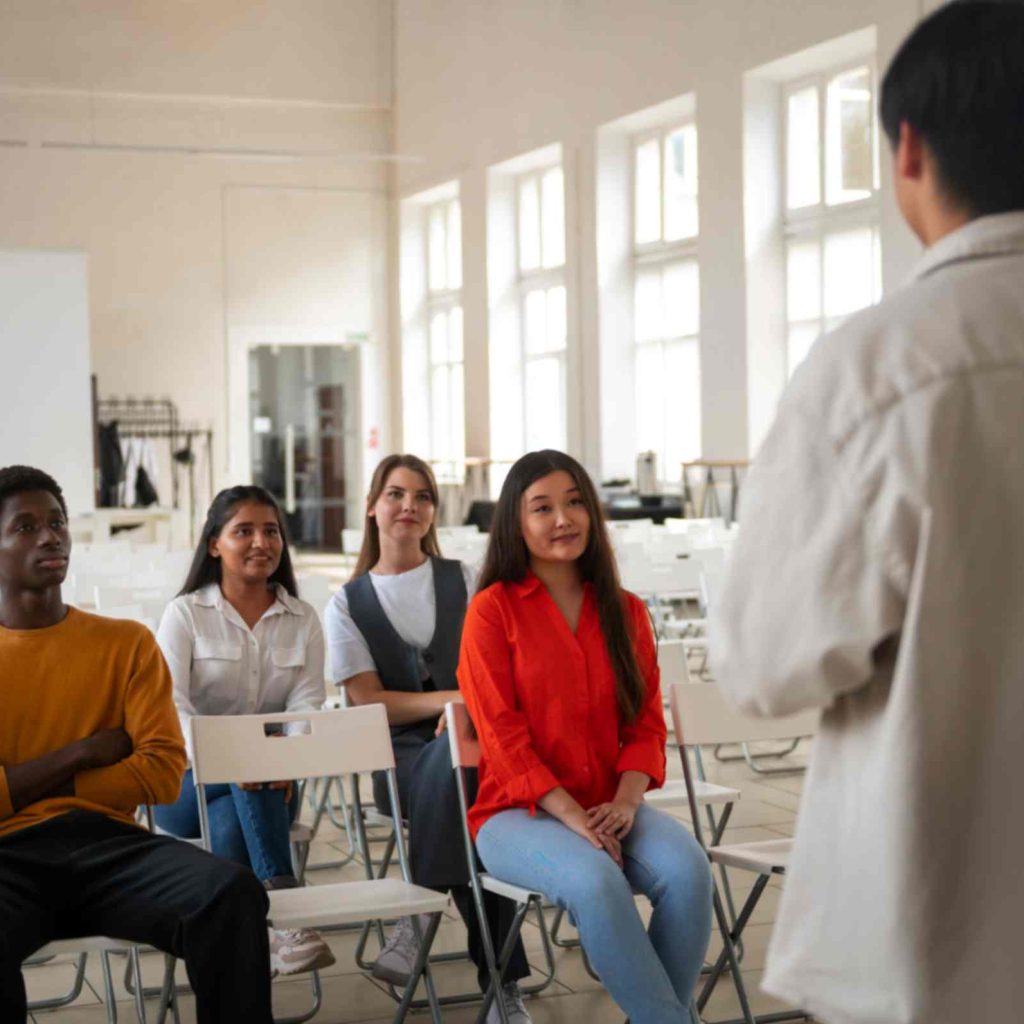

{"left": 70, "top": 607, "right": 154, "bottom": 649}
{"left": 466, "top": 579, "right": 512, "bottom": 617}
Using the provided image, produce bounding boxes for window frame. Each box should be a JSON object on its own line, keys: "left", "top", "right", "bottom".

{"left": 782, "top": 58, "right": 881, "bottom": 377}
{"left": 631, "top": 120, "right": 702, "bottom": 488}
{"left": 423, "top": 196, "right": 465, "bottom": 482}
{"left": 514, "top": 164, "right": 568, "bottom": 453}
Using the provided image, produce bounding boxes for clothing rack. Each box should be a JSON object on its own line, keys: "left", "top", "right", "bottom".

{"left": 94, "top": 392, "right": 213, "bottom": 534}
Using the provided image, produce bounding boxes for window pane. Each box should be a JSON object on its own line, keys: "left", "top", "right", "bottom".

{"left": 446, "top": 201, "right": 462, "bottom": 289}
{"left": 787, "top": 322, "right": 821, "bottom": 376}
{"left": 634, "top": 138, "right": 661, "bottom": 245}
{"left": 786, "top": 87, "right": 820, "bottom": 209}
{"left": 431, "top": 364, "right": 450, "bottom": 458}
{"left": 449, "top": 363, "right": 465, "bottom": 463}
{"left": 665, "top": 338, "right": 701, "bottom": 468}
{"left": 541, "top": 166, "right": 565, "bottom": 268}
{"left": 786, "top": 240, "right": 822, "bottom": 322}
{"left": 428, "top": 206, "right": 447, "bottom": 291}
{"left": 663, "top": 260, "right": 699, "bottom": 338}
{"left": 402, "top": 329, "right": 429, "bottom": 451}
{"left": 546, "top": 286, "right": 567, "bottom": 353}
{"left": 448, "top": 306, "right": 464, "bottom": 363}
{"left": 524, "top": 289, "right": 547, "bottom": 355}
{"left": 823, "top": 227, "right": 874, "bottom": 317}
{"left": 635, "top": 342, "right": 665, "bottom": 457}
{"left": 826, "top": 66, "right": 873, "bottom": 205}
{"left": 663, "top": 125, "right": 699, "bottom": 241}
{"left": 634, "top": 269, "right": 663, "bottom": 342}
{"left": 525, "top": 356, "right": 564, "bottom": 450}
{"left": 518, "top": 176, "right": 541, "bottom": 272}
{"left": 430, "top": 310, "right": 448, "bottom": 365}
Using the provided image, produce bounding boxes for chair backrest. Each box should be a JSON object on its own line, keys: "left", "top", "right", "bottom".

{"left": 657, "top": 640, "right": 692, "bottom": 687}
{"left": 668, "top": 681, "right": 817, "bottom": 749}
{"left": 189, "top": 706, "right": 394, "bottom": 785}
{"left": 446, "top": 701, "right": 480, "bottom": 770}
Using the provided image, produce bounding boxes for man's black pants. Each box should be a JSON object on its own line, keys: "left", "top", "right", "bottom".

{"left": 0, "top": 811, "right": 273, "bottom": 1024}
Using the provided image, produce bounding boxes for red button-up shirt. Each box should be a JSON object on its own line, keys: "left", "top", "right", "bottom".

{"left": 457, "top": 573, "right": 667, "bottom": 837}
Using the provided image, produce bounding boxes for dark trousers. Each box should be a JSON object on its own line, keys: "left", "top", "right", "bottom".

{"left": 373, "top": 722, "right": 531, "bottom": 992}
{"left": 1, "top": 811, "right": 272, "bottom": 1024}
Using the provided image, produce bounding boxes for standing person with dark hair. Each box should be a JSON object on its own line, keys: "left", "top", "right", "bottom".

{"left": 0, "top": 465, "right": 273, "bottom": 1024}
{"left": 459, "top": 450, "right": 712, "bottom": 1024}
{"left": 714, "top": 4, "right": 1024, "bottom": 1022}
{"left": 325, "top": 453, "right": 533, "bottom": 1023}
{"left": 155, "top": 484, "right": 333, "bottom": 977}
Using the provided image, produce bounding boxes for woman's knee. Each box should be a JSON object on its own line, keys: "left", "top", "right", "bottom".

{"left": 560, "top": 854, "right": 634, "bottom": 911}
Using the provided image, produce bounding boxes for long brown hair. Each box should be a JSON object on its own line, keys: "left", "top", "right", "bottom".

{"left": 352, "top": 454, "right": 442, "bottom": 578}
{"left": 477, "top": 449, "right": 647, "bottom": 723}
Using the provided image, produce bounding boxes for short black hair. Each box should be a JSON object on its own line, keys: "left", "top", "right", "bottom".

{"left": 0, "top": 465, "right": 68, "bottom": 520}
{"left": 880, "top": 0, "right": 1024, "bottom": 216}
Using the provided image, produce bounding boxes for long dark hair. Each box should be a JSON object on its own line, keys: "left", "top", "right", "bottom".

{"left": 477, "top": 449, "right": 647, "bottom": 723}
{"left": 352, "top": 454, "right": 442, "bottom": 578}
{"left": 179, "top": 485, "right": 298, "bottom": 598}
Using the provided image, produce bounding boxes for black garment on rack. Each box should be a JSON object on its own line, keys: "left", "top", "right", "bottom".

{"left": 97, "top": 422, "right": 124, "bottom": 508}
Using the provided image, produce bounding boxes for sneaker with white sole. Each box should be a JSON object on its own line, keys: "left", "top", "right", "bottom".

{"left": 370, "top": 914, "right": 432, "bottom": 986}
{"left": 485, "top": 982, "right": 533, "bottom": 1024}
{"left": 269, "top": 927, "right": 336, "bottom": 976}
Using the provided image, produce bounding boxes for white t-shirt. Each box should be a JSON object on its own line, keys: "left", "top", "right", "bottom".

{"left": 325, "top": 558, "right": 476, "bottom": 684}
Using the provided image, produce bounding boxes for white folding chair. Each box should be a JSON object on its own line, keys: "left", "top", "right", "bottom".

{"left": 25, "top": 937, "right": 177, "bottom": 1024}
{"left": 190, "top": 707, "right": 449, "bottom": 1024}
{"left": 446, "top": 702, "right": 559, "bottom": 1024}
{"left": 669, "top": 682, "right": 816, "bottom": 1024}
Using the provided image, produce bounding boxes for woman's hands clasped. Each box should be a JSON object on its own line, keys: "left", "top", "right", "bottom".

{"left": 586, "top": 796, "right": 641, "bottom": 840}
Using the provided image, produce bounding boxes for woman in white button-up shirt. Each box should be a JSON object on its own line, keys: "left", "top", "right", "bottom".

{"left": 155, "top": 485, "right": 332, "bottom": 978}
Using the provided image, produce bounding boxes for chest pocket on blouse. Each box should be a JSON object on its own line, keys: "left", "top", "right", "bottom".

{"left": 191, "top": 637, "right": 243, "bottom": 713}
{"left": 271, "top": 646, "right": 306, "bottom": 670}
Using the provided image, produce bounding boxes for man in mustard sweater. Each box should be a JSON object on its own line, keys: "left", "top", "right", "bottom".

{"left": 0, "top": 465, "right": 273, "bottom": 1023}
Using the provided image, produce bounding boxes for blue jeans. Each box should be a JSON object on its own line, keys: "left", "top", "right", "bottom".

{"left": 154, "top": 769, "right": 300, "bottom": 885}
{"left": 477, "top": 804, "right": 712, "bottom": 1024}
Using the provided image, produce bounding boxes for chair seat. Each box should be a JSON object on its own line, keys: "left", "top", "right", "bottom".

{"left": 289, "top": 823, "right": 313, "bottom": 844}
{"left": 33, "top": 936, "right": 135, "bottom": 958}
{"left": 708, "top": 837, "right": 791, "bottom": 874}
{"left": 645, "top": 779, "right": 740, "bottom": 808}
{"left": 268, "top": 878, "right": 449, "bottom": 930}
{"left": 480, "top": 873, "right": 543, "bottom": 904}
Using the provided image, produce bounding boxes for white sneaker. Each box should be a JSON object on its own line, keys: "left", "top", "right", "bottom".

{"left": 269, "top": 927, "right": 336, "bottom": 976}
{"left": 370, "top": 914, "right": 432, "bottom": 986}
{"left": 485, "top": 982, "right": 533, "bottom": 1024}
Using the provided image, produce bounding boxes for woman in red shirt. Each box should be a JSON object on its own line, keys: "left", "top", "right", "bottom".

{"left": 459, "top": 450, "right": 712, "bottom": 1023}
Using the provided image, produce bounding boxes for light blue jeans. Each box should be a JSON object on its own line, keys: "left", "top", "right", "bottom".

{"left": 476, "top": 803, "right": 712, "bottom": 1024}
{"left": 154, "top": 769, "right": 300, "bottom": 886}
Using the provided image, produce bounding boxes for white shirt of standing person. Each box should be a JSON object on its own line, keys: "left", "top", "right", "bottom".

{"left": 156, "top": 582, "right": 326, "bottom": 764}
{"left": 324, "top": 558, "right": 477, "bottom": 685}
{"left": 712, "top": 212, "right": 1024, "bottom": 1024}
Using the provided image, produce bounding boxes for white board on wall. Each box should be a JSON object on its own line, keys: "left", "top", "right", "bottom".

{"left": 0, "top": 250, "right": 94, "bottom": 513}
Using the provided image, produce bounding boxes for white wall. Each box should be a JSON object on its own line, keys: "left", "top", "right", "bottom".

{"left": 392, "top": 0, "right": 929, "bottom": 476}
{"left": 0, "top": 250, "right": 93, "bottom": 512}
{"left": 0, "top": 0, "right": 393, "bottom": 514}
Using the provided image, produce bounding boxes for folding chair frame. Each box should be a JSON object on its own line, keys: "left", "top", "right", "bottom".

{"left": 678, "top": 721, "right": 807, "bottom": 1024}
{"left": 192, "top": 710, "right": 447, "bottom": 1024}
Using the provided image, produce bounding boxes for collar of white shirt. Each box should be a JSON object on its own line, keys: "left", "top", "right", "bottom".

{"left": 914, "top": 210, "right": 1024, "bottom": 282}
{"left": 193, "top": 581, "right": 304, "bottom": 619}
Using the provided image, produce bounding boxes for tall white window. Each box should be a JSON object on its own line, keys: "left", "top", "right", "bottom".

{"left": 633, "top": 123, "right": 701, "bottom": 485}
{"left": 785, "top": 63, "right": 881, "bottom": 375}
{"left": 425, "top": 197, "right": 464, "bottom": 479}
{"left": 516, "top": 165, "right": 567, "bottom": 452}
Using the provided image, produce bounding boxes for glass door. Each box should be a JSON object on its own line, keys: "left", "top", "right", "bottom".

{"left": 248, "top": 344, "right": 361, "bottom": 550}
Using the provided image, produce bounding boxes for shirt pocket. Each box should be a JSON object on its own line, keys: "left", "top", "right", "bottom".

{"left": 191, "top": 637, "right": 243, "bottom": 713}
{"left": 271, "top": 646, "right": 306, "bottom": 671}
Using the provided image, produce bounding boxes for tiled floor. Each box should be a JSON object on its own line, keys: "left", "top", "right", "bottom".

{"left": 22, "top": 730, "right": 817, "bottom": 1023}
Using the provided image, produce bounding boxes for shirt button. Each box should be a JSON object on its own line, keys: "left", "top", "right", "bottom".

{"left": 423, "top": 652, "right": 434, "bottom": 664}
